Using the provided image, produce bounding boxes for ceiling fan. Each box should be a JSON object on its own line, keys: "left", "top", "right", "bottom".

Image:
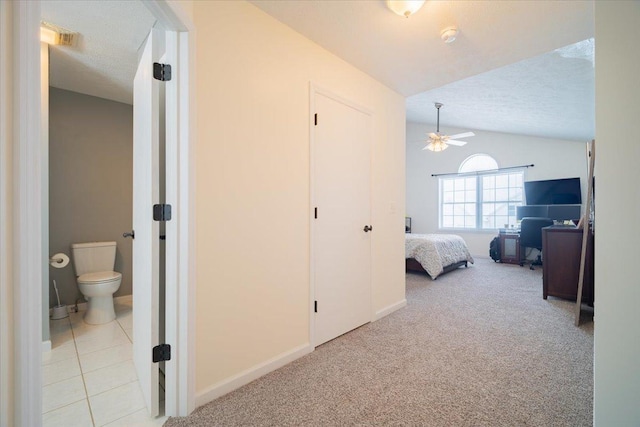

{"left": 423, "top": 102, "right": 475, "bottom": 152}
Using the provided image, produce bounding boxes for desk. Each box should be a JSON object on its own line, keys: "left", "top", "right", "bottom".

{"left": 542, "top": 226, "right": 594, "bottom": 305}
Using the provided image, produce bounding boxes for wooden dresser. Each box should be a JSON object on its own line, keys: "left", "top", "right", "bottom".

{"left": 542, "top": 226, "right": 594, "bottom": 305}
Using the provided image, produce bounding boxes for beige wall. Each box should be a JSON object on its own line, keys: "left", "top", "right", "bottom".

{"left": 0, "top": 1, "right": 15, "bottom": 423}
{"left": 49, "top": 88, "right": 133, "bottom": 307}
{"left": 594, "top": 2, "right": 640, "bottom": 425}
{"left": 406, "top": 122, "right": 589, "bottom": 256}
{"left": 193, "top": 0, "right": 405, "bottom": 397}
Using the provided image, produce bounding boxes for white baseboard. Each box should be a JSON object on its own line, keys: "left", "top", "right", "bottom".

{"left": 373, "top": 299, "right": 407, "bottom": 321}
{"left": 195, "top": 343, "right": 313, "bottom": 408}
{"left": 42, "top": 340, "right": 51, "bottom": 353}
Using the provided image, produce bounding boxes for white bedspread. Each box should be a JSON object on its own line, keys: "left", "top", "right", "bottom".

{"left": 405, "top": 234, "right": 474, "bottom": 279}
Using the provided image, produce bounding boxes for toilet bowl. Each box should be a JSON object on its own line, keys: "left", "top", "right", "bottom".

{"left": 77, "top": 271, "right": 122, "bottom": 324}
{"left": 71, "top": 241, "right": 122, "bottom": 325}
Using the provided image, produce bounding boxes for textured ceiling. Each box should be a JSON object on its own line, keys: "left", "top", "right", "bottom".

{"left": 406, "top": 39, "right": 595, "bottom": 141}
{"left": 41, "top": 0, "right": 595, "bottom": 140}
{"left": 41, "top": 0, "right": 156, "bottom": 105}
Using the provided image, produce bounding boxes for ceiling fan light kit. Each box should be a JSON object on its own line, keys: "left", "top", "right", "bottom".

{"left": 440, "top": 26, "right": 459, "bottom": 44}
{"left": 423, "top": 102, "right": 475, "bottom": 153}
{"left": 426, "top": 141, "right": 448, "bottom": 152}
{"left": 386, "top": 0, "right": 426, "bottom": 18}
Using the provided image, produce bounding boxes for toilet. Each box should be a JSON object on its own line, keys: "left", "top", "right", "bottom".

{"left": 71, "top": 241, "right": 122, "bottom": 325}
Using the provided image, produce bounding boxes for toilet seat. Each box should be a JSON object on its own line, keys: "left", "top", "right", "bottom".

{"left": 78, "top": 271, "right": 122, "bottom": 285}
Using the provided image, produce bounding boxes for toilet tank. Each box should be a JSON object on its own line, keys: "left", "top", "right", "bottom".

{"left": 71, "top": 241, "right": 117, "bottom": 277}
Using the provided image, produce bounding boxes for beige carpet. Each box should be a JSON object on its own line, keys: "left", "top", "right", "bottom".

{"left": 165, "top": 257, "right": 594, "bottom": 426}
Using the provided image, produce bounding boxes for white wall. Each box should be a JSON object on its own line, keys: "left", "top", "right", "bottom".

{"left": 406, "top": 122, "right": 589, "bottom": 256}
{"left": 594, "top": 3, "right": 640, "bottom": 425}
{"left": 192, "top": 0, "right": 405, "bottom": 401}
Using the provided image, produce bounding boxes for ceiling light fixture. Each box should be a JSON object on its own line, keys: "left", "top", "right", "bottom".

{"left": 440, "top": 26, "right": 459, "bottom": 43}
{"left": 386, "top": 0, "right": 426, "bottom": 18}
{"left": 40, "top": 21, "right": 77, "bottom": 46}
{"left": 425, "top": 140, "right": 448, "bottom": 152}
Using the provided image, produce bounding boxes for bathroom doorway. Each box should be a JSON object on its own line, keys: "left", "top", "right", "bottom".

{"left": 43, "top": 3, "right": 161, "bottom": 422}
{"left": 36, "top": 2, "right": 193, "bottom": 423}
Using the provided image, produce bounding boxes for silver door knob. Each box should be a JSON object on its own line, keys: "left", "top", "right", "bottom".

{"left": 123, "top": 231, "right": 135, "bottom": 239}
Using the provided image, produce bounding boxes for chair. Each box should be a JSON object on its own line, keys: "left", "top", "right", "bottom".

{"left": 519, "top": 217, "right": 553, "bottom": 270}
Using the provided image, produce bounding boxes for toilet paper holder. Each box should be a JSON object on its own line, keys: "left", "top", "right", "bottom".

{"left": 49, "top": 252, "right": 70, "bottom": 269}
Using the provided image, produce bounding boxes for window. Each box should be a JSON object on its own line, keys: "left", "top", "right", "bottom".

{"left": 459, "top": 154, "right": 497, "bottom": 173}
{"left": 440, "top": 154, "right": 524, "bottom": 230}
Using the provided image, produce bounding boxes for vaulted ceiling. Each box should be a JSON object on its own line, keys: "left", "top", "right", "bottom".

{"left": 41, "top": 0, "right": 594, "bottom": 141}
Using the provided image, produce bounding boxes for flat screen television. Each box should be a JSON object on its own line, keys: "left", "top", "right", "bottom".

{"left": 524, "top": 177, "right": 582, "bottom": 205}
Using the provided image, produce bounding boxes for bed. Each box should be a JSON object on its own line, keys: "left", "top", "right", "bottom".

{"left": 405, "top": 233, "right": 474, "bottom": 279}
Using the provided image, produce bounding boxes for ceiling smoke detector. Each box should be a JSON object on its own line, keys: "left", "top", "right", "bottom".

{"left": 440, "top": 26, "right": 459, "bottom": 44}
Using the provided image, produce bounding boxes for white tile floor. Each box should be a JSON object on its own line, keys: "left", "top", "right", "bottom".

{"left": 42, "top": 297, "right": 168, "bottom": 427}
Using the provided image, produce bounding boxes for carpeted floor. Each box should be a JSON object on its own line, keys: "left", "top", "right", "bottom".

{"left": 165, "top": 257, "right": 594, "bottom": 426}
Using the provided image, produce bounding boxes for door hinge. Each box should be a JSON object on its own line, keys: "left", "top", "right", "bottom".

{"left": 152, "top": 344, "right": 171, "bottom": 363}
{"left": 153, "top": 204, "right": 172, "bottom": 221}
{"left": 314, "top": 300, "right": 317, "bottom": 313}
{"left": 314, "top": 207, "right": 317, "bottom": 219}
{"left": 314, "top": 113, "right": 317, "bottom": 126}
{"left": 153, "top": 62, "right": 172, "bottom": 81}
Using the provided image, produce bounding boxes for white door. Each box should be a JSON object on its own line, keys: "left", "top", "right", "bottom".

{"left": 132, "top": 28, "right": 162, "bottom": 417}
{"left": 313, "top": 91, "right": 372, "bottom": 346}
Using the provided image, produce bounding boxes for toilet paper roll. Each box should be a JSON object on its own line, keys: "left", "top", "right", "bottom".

{"left": 50, "top": 253, "right": 69, "bottom": 268}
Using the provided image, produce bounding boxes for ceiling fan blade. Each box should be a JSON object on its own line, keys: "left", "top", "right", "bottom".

{"left": 448, "top": 132, "right": 475, "bottom": 140}
{"left": 447, "top": 139, "right": 468, "bottom": 146}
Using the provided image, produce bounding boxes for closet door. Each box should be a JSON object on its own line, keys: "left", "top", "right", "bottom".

{"left": 313, "top": 90, "right": 372, "bottom": 346}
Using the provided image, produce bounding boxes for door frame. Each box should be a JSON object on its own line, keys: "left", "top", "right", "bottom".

{"left": 2, "top": 0, "right": 195, "bottom": 420}
{"left": 1, "top": 3, "right": 42, "bottom": 425}
{"left": 309, "top": 82, "right": 373, "bottom": 348}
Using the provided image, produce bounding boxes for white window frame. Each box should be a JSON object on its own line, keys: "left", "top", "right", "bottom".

{"left": 439, "top": 154, "right": 524, "bottom": 231}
